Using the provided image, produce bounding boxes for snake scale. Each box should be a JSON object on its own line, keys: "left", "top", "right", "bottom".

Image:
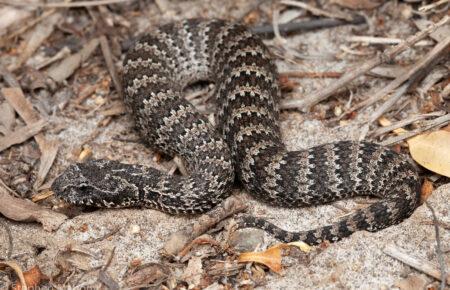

{"left": 52, "top": 19, "right": 421, "bottom": 245}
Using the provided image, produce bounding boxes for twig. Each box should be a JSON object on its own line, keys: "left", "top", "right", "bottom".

{"left": 100, "top": 35, "right": 123, "bottom": 99}
{"left": 8, "top": 13, "right": 62, "bottom": 71}
{"left": 47, "top": 38, "right": 100, "bottom": 83}
{"left": 0, "top": 0, "right": 134, "bottom": 8}
{"left": 281, "top": 0, "right": 353, "bottom": 21}
{"left": 366, "top": 80, "right": 413, "bottom": 125}
{"left": 250, "top": 16, "right": 365, "bottom": 36}
{"left": 0, "top": 63, "right": 20, "bottom": 87}
{"left": 419, "top": 0, "right": 449, "bottom": 12}
{"left": 98, "top": 247, "right": 119, "bottom": 290}
{"left": 384, "top": 244, "right": 450, "bottom": 285}
{"left": 0, "top": 119, "right": 47, "bottom": 152}
{"left": 357, "top": 34, "right": 450, "bottom": 115}
{"left": 272, "top": 3, "right": 286, "bottom": 45}
{"left": 83, "top": 227, "right": 121, "bottom": 244}
{"left": 380, "top": 114, "right": 450, "bottom": 146}
{"left": 347, "top": 36, "right": 433, "bottom": 46}
{"left": 0, "top": 220, "right": 13, "bottom": 259}
{"left": 370, "top": 111, "right": 445, "bottom": 137}
{"left": 0, "top": 9, "right": 57, "bottom": 47}
{"left": 0, "top": 261, "right": 27, "bottom": 290}
{"left": 280, "top": 71, "right": 343, "bottom": 78}
{"left": 163, "top": 196, "right": 247, "bottom": 257}
{"left": 426, "top": 201, "right": 448, "bottom": 290}
{"left": 299, "top": 15, "right": 450, "bottom": 111}
{"left": 1, "top": 87, "right": 59, "bottom": 190}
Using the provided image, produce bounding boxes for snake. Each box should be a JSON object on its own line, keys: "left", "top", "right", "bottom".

{"left": 52, "top": 19, "right": 421, "bottom": 245}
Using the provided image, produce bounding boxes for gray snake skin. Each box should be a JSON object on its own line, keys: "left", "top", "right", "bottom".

{"left": 52, "top": 19, "right": 421, "bottom": 245}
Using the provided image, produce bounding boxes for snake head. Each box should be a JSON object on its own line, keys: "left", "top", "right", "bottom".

{"left": 52, "top": 160, "right": 140, "bottom": 208}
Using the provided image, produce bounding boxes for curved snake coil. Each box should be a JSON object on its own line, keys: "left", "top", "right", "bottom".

{"left": 52, "top": 19, "right": 421, "bottom": 245}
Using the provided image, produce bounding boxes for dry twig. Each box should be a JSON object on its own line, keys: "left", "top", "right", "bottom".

{"left": 100, "top": 35, "right": 122, "bottom": 98}
{"left": 298, "top": 15, "right": 449, "bottom": 111}
{"left": 0, "top": 0, "right": 134, "bottom": 8}
{"left": 380, "top": 114, "right": 450, "bottom": 146}
{"left": 163, "top": 196, "right": 247, "bottom": 257}
{"left": 0, "top": 119, "right": 47, "bottom": 152}
{"left": 425, "top": 201, "right": 448, "bottom": 290}
{"left": 1, "top": 87, "right": 59, "bottom": 190}
{"left": 251, "top": 16, "right": 365, "bottom": 35}
{"left": 281, "top": 0, "right": 353, "bottom": 21}
{"left": 370, "top": 111, "right": 445, "bottom": 137}
{"left": 356, "top": 34, "right": 450, "bottom": 116}
{"left": 384, "top": 245, "right": 450, "bottom": 285}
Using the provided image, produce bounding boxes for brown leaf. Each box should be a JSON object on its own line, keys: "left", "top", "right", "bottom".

{"left": 420, "top": 179, "right": 434, "bottom": 202}
{"left": 408, "top": 130, "right": 450, "bottom": 178}
{"left": 238, "top": 244, "right": 283, "bottom": 273}
{"left": 12, "top": 265, "right": 45, "bottom": 290}
{"left": 0, "top": 185, "right": 67, "bottom": 231}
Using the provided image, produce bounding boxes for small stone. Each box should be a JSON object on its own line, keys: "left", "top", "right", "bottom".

{"left": 229, "top": 229, "right": 264, "bottom": 252}
{"left": 129, "top": 224, "right": 140, "bottom": 234}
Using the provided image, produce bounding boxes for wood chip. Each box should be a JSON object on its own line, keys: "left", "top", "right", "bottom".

{"left": 9, "top": 12, "right": 62, "bottom": 71}
{"left": 0, "top": 119, "right": 46, "bottom": 152}
{"left": 0, "top": 101, "right": 16, "bottom": 134}
{"left": 1, "top": 87, "right": 59, "bottom": 189}
{"left": 0, "top": 184, "right": 67, "bottom": 231}
{"left": 47, "top": 38, "right": 100, "bottom": 82}
{"left": 100, "top": 35, "right": 122, "bottom": 98}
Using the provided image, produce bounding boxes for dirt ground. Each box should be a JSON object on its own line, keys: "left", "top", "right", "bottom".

{"left": 0, "top": 0, "right": 449, "bottom": 289}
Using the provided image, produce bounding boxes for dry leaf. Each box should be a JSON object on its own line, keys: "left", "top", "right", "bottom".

{"left": 420, "top": 179, "right": 434, "bottom": 202}
{"left": 288, "top": 241, "right": 312, "bottom": 253}
{"left": 408, "top": 130, "right": 450, "bottom": 178}
{"left": 0, "top": 185, "right": 67, "bottom": 231}
{"left": 12, "top": 265, "right": 44, "bottom": 290}
{"left": 238, "top": 245, "right": 283, "bottom": 273}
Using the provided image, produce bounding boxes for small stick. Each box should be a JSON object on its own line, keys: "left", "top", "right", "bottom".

{"left": 384, "top": 244, "right": 450, "bottom": 285}
{"left": 272, "top": 3, "right": 286, "bottom": 45}
{"left": 280, "top": 71, "right": 343, "bottom": 78}
{"left": 0, "top": 119, "right": 47, "bottom": 152}
{"left": 419, "top": 0, "right": 449, "bottom": 12}
{"left": 299, "top": 15, "right": 449, "bottom": 111}
{"left": 370, "top": 111, "right": 445, "bottom": 137}
{"left": 380, "top": 114, "right": 450, "bottom": 146}
{"left": 251, "top": 16, "right": 365, "bottom": 35}
{"left": 0, "top": 220, "right": 13, "bottom": 259}
{"left": 100, "top": 35, "right": 123, "bottom": 99}
{"left": 426, "top": 201, "right": 448, "bottom": 290}
{"left": 357, "top": 34, "right": 450, "bottom": 114}
{"left": 0, "top": 9, "right": 57, "bottom": 47}
{"left": 163, "top": 196, "right": 247, "bottom": 257}
{"left": 0, "top": 0, "right": 134, "bottom": 8}
{"left": 347, "top": 36, "right": 433, "bottom": 46}
{"left": 281, "top": 0, "right": 353, "bottom": 21}
{"left": 367, "top": 80, "right": 412, "bottom": 125}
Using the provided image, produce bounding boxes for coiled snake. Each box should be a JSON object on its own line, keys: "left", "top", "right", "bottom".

{"left": 52, "top": 19, "right": 421, "bottom": 245}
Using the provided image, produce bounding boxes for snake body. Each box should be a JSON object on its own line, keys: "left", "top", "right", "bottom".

{"left": 52, "top": 19, "right": 421, "bottom": 245}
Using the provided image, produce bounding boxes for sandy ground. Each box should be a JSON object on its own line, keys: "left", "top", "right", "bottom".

{"left": 1, "top": 114, "right": 449, "bottom": 289}
{"left": 1, "top": 0, "right": 449, "bottom": 288}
